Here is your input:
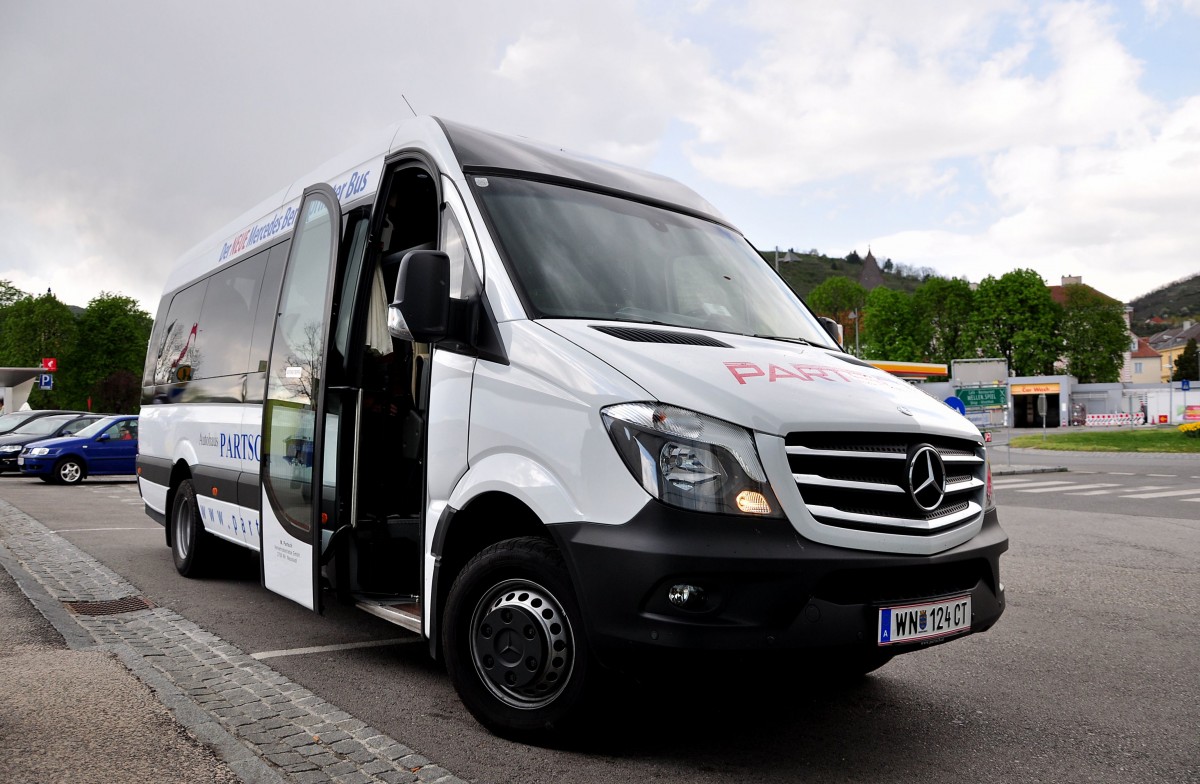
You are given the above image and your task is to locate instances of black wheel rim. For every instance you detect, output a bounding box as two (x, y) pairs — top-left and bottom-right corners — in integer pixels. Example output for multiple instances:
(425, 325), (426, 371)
(469, 578), (574, 710)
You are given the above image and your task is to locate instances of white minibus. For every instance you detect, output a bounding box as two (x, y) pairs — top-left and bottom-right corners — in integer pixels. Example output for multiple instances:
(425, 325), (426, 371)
(138, 117), (1006, 737)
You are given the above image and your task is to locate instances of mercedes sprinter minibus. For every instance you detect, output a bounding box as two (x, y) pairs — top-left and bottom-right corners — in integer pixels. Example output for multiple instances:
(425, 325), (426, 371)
(138, 117), (1006, 737)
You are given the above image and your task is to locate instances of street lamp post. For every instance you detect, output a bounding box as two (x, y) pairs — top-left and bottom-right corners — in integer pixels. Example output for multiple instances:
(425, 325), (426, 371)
(848, 309), (860, 357)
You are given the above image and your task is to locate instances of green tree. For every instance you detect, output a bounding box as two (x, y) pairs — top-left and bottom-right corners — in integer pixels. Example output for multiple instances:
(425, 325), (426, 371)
(1173, 338), (1199, 382)
(62, 293), (153, 412)
(862, 287), (922, 361)
(1060, 284), (1130, 383)
(969, 269), (1061, 376)
(806, 276), (866, 352)
(0, 291), (78, 408)
(0, 279), (27, 307)
(913, 277), (975, 366)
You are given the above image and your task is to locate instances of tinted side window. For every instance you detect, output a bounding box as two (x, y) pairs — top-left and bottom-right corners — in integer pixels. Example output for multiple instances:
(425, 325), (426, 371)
(195, 251), (268, 379)
(248, 241), (290, 377)
(152, 283), (207, 384)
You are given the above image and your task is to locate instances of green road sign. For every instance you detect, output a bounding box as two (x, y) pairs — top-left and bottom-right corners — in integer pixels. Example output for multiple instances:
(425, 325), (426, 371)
(956, 386), (1007, 408)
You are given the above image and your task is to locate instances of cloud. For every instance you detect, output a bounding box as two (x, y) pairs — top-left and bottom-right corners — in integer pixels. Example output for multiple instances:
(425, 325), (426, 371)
(682, 2), (1153, 190)
(863, 95), (1200, 299)
(0, 0), (1194, 316)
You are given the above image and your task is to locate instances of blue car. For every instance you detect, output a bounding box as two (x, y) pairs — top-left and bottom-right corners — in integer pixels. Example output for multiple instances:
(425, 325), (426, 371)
(19, 415), (139, 485)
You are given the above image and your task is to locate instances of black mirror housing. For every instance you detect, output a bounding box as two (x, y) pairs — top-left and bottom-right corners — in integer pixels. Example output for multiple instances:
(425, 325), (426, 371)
(817, 316), (844, 349)
(389, 250), (450, 343)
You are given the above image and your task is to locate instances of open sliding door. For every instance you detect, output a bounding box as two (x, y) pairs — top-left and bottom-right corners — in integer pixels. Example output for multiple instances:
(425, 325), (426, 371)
(260, 185), (342, 611)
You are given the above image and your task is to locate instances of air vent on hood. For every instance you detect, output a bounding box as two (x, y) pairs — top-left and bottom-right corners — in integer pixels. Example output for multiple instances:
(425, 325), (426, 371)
(590, 325), (732, 347)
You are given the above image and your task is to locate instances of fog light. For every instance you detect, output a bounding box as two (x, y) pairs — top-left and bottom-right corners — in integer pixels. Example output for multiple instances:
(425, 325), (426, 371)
(668, 584), (704, 608)
(735, 490), (772, 515)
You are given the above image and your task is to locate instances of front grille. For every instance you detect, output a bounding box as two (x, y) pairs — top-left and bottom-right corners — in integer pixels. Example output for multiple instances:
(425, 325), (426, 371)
(786, 432), (985, 536)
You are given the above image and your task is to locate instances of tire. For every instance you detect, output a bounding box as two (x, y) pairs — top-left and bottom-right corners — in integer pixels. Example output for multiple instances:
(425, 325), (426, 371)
(54, 458), (85, 485)
(443, 537), (594, 739)
(171, 480), (209, 577)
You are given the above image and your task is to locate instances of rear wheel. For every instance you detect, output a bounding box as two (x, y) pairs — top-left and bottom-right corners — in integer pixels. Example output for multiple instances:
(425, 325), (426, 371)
(443, 537), (594, 739)
(54, 458), (84, 485)
(171, 480), (209, 577)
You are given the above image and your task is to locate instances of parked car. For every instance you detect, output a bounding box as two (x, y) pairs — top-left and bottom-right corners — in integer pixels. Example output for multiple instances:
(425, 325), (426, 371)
(0, 413), (104, 473)
(19, 415), (139, 485)
(0, 409), (89, 435)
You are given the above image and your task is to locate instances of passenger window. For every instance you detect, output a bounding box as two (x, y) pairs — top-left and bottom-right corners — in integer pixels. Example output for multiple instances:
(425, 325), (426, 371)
(153, 283), (207, 384)
(248, 242), (290, 381)
(195, 251), (268, 378)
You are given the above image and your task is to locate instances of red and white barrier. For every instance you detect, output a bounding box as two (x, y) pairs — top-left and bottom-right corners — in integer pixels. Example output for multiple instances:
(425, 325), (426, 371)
(1085, 413), (1145, 427)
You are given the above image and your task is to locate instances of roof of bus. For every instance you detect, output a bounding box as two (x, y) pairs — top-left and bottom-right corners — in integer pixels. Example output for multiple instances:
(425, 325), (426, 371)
(161, 117), (730, 300)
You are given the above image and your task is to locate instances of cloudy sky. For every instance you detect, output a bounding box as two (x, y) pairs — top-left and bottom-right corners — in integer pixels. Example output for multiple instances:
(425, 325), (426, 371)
(2, 0), (1198, 313)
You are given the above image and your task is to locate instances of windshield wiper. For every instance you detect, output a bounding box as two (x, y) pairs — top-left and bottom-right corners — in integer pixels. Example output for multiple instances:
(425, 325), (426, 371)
(750, 334), (820, 347)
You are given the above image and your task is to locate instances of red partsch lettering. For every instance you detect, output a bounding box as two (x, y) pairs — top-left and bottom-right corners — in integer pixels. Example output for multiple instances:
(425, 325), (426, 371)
(768, 364), (809, 382)
(792, 364), (854, 383)
(725, 362), (765, 385)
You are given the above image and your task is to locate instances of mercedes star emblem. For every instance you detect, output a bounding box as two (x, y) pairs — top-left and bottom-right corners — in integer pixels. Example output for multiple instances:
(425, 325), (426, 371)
(907, 444), (947, 511)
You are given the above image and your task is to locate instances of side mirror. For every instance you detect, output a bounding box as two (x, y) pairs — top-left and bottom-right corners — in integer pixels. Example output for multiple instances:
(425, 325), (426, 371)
(817, 316), (844, 348)
(388, 250), (450, 343)
(97, 434), (110, 442)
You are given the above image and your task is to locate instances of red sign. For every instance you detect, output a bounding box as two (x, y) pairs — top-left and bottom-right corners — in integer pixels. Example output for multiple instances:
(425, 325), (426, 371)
(984, 432), (992, 442)
(41, 358), (57, 372)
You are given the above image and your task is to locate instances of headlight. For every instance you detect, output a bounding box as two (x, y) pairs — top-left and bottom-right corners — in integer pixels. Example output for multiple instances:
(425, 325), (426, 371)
(28, 447), (52, 456)
(601, 402), (781, 517)
(0, 445), (22, 453)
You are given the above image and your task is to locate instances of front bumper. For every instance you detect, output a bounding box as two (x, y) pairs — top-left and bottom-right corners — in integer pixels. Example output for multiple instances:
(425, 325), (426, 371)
(19, 456), (55, 476)
(550, 504), (1007, 665)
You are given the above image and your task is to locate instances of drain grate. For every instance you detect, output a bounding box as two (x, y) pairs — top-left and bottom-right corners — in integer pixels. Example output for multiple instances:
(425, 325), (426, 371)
(63, 596), (155, 616)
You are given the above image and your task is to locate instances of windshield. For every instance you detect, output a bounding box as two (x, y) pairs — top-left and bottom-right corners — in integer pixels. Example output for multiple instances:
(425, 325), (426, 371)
(473, 177), (837, 346)
(13, 415), (74, 435)
(0, 412), (39, 434)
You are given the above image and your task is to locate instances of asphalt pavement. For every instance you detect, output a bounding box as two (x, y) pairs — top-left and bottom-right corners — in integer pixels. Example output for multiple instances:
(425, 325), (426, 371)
(0, 447), (1191, 784)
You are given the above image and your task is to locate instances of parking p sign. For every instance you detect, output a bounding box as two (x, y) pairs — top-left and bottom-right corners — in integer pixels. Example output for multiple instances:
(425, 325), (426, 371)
(38, 373), (53, 391)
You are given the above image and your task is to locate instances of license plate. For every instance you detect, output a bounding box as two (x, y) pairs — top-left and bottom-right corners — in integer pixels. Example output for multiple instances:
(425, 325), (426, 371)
(16, 457), (23, 465)
(878, 596), (971, 645)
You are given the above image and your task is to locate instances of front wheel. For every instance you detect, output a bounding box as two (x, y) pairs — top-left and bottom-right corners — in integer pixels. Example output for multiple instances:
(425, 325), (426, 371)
(54, 458), (84, 485)
(443, 537), (594, 739)
(171, 480), (209, 577)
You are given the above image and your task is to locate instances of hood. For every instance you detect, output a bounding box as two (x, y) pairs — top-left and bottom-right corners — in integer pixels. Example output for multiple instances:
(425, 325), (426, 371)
(541, 320), (981, 441)
(24, 434), (85, 450)
(0, 432), (57, 447)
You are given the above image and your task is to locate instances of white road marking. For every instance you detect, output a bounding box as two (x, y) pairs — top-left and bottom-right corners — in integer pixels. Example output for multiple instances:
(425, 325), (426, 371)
(1108, 472), (1136, 476)
(1121, 488), (1200, 500)
(1022, 483), (1119, 493)
(995, 480), (1076, 490)
(56, 527), (161, 532)
(250, 638), (417, 660)
(1146, 474), (1177, 478)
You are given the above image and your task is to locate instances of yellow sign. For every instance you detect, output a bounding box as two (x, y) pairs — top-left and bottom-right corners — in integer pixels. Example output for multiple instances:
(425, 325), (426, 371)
(1011, 383), (1060, 394)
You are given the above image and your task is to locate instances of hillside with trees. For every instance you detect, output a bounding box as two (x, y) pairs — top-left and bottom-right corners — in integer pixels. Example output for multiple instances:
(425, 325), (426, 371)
(756, 248), (931, 299)
(788, 257), (1130, 381)
(1130, 272), (1200, 335)
(0, 282), (151, 413)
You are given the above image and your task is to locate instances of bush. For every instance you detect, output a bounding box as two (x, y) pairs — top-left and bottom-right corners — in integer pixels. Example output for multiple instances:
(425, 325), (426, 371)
(1179, 423), (1200, 438)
